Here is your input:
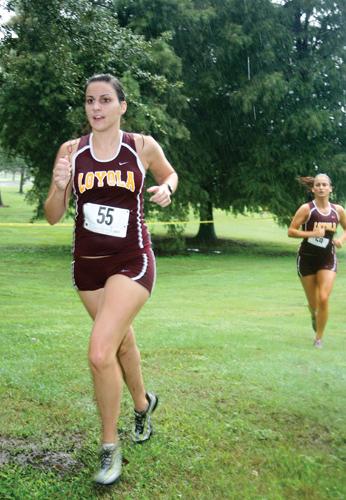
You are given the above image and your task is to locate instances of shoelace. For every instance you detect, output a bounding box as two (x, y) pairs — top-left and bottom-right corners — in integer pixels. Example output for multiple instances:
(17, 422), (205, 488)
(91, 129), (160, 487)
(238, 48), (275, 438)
(134, 411), (146, 434)
(101, 449), (113, 469)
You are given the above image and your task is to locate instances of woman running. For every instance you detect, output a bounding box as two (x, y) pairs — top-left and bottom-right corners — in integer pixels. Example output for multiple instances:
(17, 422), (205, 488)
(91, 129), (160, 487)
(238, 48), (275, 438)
(44, 74), (178, 485)
(288, 174), (346, 348)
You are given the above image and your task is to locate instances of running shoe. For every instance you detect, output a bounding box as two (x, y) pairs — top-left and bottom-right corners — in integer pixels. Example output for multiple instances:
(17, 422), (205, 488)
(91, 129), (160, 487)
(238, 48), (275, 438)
(94, 444), (122, 485)
(132, 392), (159, 444)
(313, 339), (323, 348)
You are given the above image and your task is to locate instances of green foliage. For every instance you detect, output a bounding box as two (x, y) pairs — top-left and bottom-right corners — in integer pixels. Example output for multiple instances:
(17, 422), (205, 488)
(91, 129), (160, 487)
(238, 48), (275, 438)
(0, 0), (188, 217)
(1, 0), (346, 230)
(116, 0), (346, 229)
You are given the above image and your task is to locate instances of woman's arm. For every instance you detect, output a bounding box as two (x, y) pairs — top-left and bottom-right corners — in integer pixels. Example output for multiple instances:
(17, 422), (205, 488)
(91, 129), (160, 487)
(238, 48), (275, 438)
(334, 205), (346, 248)
(136, 135), (178, 208)
(287, 204), (325, 239)
(44, 140), (78, 224)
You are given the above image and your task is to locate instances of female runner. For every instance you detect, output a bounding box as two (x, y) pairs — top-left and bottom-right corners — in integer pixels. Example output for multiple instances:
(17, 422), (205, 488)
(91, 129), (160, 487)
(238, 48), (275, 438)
(288, 174), (346, 348)
(44, 74), (178, 484)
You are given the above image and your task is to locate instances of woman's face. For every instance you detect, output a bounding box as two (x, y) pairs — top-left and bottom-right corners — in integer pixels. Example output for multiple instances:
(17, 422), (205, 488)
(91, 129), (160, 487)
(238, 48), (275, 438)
(312, 175), (332, 198)
(85, 81), (127, 132)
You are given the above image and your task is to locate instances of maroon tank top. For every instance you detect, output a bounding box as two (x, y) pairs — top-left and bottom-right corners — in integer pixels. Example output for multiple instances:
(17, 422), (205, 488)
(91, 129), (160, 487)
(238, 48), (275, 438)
(72, 131), (151, 258)
(299, 201), (339, 256)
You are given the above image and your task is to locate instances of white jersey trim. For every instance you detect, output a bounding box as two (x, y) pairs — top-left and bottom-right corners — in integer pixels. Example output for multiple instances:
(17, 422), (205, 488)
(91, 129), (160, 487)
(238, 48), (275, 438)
(122, 142), (146, 177)
(312, 200), (332, 217)
(89, 131), (124, 163)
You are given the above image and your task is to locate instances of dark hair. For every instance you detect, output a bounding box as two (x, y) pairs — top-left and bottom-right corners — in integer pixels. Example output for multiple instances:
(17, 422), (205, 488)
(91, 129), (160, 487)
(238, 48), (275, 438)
(85, 74), (126, 102)
(297, 173), (332, 191)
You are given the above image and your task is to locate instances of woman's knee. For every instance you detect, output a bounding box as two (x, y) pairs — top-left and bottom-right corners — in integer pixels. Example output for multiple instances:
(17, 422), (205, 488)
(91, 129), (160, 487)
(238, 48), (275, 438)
(318, 292), (330, 308)
(89, 348), (114, 372)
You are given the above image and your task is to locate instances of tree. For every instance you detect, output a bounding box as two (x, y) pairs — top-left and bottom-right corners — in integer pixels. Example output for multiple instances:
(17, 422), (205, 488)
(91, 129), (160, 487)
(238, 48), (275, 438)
(0, 147), (29, 193)
(0, 0), (188, 217)
(116, 0), (346, 240)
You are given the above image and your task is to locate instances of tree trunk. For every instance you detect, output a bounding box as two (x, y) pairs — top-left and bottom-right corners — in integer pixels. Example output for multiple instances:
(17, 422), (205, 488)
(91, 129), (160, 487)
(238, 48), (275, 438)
(195, 200), (217, 243)
(19, 166), (25, 194)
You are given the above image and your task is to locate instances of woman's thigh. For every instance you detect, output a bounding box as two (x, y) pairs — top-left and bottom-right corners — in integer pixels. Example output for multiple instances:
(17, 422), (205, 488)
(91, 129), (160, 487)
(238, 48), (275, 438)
(316, 269), (336, 298)
(89, 275), (149, 358)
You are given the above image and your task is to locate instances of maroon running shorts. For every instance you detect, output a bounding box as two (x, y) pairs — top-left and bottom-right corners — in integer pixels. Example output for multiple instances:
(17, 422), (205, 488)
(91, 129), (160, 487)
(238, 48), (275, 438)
(297, 251), (337, 277)
(72, 248), (156, 293)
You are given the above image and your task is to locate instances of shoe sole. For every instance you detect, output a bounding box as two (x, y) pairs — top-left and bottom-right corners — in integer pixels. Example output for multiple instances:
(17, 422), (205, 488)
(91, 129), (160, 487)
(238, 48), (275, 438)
(95, 475), (121, 486)
(148, 393), (159, 415)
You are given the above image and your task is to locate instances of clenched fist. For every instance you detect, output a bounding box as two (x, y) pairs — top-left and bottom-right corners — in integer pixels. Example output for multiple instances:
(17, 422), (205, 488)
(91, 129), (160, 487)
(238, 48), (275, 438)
(54, 155), (72, 191)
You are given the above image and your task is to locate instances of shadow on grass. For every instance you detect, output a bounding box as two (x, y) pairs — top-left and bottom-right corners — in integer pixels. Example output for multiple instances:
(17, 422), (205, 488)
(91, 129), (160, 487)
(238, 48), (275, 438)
(1, 237), (296, 259)
(153, 235), (296, 258)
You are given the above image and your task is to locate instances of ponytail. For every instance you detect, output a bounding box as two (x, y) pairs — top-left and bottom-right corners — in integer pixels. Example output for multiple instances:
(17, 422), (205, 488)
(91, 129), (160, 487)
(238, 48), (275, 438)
(297, 176), (315, 191)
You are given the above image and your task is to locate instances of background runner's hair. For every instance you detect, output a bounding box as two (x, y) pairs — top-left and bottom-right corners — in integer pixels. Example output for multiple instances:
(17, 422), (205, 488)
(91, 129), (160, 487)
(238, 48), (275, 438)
(85, 74), (126, 102)
(297, 174), (332, 191)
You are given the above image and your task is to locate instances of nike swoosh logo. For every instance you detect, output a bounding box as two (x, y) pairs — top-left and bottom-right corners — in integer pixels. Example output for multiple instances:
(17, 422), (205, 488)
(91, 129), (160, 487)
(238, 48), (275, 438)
(119, 161), (128, 166)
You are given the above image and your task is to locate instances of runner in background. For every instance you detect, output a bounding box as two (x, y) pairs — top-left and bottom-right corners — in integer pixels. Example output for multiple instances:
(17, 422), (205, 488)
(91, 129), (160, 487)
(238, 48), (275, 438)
(288, 174), (346, 348)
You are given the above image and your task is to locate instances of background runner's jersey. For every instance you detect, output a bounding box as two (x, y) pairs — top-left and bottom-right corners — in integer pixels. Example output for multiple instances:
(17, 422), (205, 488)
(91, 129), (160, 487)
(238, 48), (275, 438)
(299, 200), (339, 257)
(72, 131), (151, 257)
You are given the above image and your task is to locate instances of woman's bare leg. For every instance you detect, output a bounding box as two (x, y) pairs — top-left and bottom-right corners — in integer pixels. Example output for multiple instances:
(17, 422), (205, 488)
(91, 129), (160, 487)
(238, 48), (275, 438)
(85, 275), (149, 443)
(78, 289), (148, 413)
(300, 271), (336, 341)
(314, 270), (336, 340)
(300, 274), (318, 328)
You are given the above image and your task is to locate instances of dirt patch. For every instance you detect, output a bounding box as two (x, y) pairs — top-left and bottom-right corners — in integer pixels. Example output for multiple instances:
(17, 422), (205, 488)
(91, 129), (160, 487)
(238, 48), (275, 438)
(0, 434), (84, 475)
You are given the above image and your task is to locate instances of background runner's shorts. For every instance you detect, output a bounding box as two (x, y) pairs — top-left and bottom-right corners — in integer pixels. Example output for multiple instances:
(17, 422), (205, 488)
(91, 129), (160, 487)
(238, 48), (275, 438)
(297, 252), (337, 277)
(72, 248), (156, 294)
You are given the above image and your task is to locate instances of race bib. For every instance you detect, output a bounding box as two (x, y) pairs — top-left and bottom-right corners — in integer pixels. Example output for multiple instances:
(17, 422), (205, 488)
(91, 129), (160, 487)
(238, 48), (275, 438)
(307, 237), (329, 248)
(83, 203), (129, 238)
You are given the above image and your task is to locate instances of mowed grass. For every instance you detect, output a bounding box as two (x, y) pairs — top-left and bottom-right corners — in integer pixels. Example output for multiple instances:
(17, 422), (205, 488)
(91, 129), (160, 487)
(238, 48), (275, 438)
(0, 186), (346, 499)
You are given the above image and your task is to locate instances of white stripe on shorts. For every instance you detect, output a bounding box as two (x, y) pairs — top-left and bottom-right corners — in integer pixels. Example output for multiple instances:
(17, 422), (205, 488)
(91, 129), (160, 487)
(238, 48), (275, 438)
(132, 253), (148, 281)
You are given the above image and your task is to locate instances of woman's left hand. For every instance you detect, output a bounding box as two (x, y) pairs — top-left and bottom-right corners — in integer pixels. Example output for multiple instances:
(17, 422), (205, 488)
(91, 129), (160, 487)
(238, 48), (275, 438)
(147, 185), (172, 207)
(334, 238), (343, 248)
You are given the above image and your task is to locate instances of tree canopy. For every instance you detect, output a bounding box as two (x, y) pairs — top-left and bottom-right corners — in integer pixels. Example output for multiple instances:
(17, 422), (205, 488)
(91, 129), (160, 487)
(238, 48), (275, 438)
(0, 0), (188, 217)
(116, 0), (346, 235)
(1, 0), (345, 237)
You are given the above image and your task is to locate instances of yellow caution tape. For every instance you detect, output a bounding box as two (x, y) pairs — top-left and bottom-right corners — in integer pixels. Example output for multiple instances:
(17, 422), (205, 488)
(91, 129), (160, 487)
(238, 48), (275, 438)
(0, 220), (214, 227)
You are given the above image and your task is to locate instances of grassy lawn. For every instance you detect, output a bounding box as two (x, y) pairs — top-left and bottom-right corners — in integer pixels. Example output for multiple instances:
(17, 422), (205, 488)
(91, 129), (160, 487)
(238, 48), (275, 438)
(0, 186), (345, 499)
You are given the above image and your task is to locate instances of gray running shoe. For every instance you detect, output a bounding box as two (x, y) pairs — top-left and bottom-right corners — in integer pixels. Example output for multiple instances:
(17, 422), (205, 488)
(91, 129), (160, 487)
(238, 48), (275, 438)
(132, 392), (159, 444)
(313, 339), (323, 348)
(94, 444), (122, 485)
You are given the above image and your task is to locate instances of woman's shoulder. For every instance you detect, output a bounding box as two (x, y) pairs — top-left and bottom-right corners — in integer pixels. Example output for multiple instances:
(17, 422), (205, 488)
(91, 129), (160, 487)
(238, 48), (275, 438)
(59, 137), (84, 155)
(331, 203), (346, 215)
(124, 132), (159, 155)
(297, 202), (312, 213)
(59, 136), (92, 159)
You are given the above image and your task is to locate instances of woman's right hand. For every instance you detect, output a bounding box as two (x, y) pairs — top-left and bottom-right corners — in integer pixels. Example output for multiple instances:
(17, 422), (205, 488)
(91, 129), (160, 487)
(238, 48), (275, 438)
(53, 155), (72, 190)
(312, 226), (325, 238)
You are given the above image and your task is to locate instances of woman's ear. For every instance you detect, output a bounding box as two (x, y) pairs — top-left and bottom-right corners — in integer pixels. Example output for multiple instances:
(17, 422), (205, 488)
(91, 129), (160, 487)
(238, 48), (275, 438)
(120, 101), (127, 115)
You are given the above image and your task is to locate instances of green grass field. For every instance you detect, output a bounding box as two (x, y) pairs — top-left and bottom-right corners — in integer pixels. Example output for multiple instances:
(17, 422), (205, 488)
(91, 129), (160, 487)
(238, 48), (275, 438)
(0, 185), (345, 499)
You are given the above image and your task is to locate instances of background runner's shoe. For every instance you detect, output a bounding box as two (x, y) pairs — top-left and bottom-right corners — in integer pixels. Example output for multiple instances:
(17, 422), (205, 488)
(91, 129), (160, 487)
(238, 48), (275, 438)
(313, 339), (323, 348)
(132, 392), (158, 444)
(94, 444), (122, 485)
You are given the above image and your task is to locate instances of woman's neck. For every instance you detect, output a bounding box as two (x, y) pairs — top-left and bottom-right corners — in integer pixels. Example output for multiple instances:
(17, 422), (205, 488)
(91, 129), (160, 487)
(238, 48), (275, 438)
(91, 126), (121, 159)
(314, 197), (330, 210)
